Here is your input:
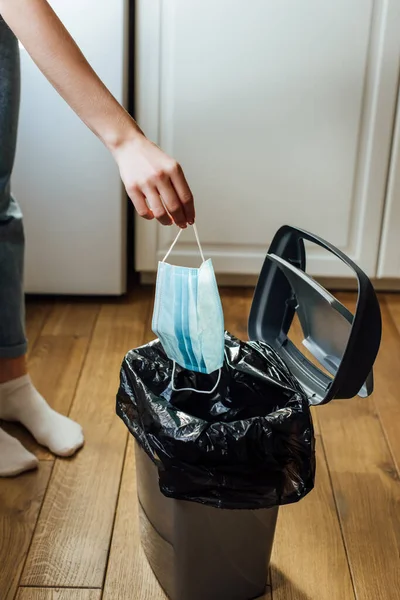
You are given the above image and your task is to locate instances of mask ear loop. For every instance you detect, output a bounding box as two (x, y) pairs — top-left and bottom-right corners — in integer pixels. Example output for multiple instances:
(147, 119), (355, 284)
(162, 224), (205, 264)
(171, 362), (222, 394)
(192, 223), (205, 263)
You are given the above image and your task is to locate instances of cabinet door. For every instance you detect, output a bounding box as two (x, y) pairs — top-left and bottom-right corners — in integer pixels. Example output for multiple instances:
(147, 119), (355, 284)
(135, 0), (400, 277)
(377, 86), (400, 278)
(12, 1), (127, 294)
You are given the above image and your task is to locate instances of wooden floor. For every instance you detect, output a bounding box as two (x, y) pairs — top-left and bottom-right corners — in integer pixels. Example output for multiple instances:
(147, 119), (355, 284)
(1, 288), (400, 600)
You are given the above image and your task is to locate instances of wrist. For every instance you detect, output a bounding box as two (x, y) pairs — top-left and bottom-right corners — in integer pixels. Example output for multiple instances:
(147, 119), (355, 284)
(101, 109), (145, 156)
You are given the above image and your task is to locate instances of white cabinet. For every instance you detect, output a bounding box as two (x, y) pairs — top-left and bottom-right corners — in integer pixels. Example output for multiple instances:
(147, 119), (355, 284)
(135, 0), (400, 279)
(13, 0), (127, 295)
(378, 85), (400, 278)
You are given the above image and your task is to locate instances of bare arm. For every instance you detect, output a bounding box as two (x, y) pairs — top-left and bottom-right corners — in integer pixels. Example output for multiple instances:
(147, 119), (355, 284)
(0, 0), (194, 227)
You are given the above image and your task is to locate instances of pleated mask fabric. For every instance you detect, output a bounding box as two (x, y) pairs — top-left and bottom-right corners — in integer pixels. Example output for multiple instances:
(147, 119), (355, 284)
(152, 225), (224, 375)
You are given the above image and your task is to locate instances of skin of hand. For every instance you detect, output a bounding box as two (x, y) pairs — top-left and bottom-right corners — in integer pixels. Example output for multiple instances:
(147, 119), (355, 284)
(0, 0), (194, 227)
(112, 136), (195, 227)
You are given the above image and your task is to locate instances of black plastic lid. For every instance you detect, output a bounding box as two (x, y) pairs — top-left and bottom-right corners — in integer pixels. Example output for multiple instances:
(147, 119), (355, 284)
(248, 226), (382, 405)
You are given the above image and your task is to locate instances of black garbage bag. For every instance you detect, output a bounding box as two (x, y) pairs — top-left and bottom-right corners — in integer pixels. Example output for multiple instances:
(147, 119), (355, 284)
(116, 331), (315, 510)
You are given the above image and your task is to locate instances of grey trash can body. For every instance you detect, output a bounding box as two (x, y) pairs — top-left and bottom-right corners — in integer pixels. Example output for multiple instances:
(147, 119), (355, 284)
(136, 445), (279, 600)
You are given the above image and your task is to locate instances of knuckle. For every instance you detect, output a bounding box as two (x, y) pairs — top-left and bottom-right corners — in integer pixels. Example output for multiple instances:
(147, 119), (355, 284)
(168, 203), (181, 215)
(152, 207), (167, 219)
(136, 207), (149, 217)
(152, 169), (167, 182)
(181, 192), (193, 205)
(168, 160), (180, 175)
(128, 183), (140, 195)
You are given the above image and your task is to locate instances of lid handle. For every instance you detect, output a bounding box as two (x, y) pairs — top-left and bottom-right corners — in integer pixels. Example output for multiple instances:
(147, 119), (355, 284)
(249, 225), (382, 404)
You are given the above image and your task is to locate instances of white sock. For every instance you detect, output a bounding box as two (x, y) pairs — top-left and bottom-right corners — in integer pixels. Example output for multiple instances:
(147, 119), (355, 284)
(0, 426), (38, 477)
(0, 375), (84, 457)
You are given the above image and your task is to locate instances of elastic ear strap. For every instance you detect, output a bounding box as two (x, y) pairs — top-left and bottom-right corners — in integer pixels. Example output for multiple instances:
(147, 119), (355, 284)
(171, 362), (221, 394)
(193, 223), (205, 263)
(162, 228), (183, 263)
(162, 224), (205, 264)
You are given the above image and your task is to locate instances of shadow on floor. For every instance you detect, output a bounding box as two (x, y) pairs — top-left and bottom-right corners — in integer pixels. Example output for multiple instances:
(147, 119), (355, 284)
(269, 565), (312, 600)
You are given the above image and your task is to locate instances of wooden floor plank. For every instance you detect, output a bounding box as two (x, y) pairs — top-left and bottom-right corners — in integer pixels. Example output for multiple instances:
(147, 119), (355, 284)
(315, 303), (400, 600)
(0, 463), (53, 600)
(315, 292), (400, 599)
(318, 399), (400, 599)
(21, 290), (153, 587)
(42, 302), (101, 337)
(385, 292), (400, 326)
(25, 301), (53, 354)
(29, 335), (93, 416)
(373, 294), (400, 473)
(16, 590), (101, 600)
(220, 287), (253, 341)
(271, 438), (354, 600)
(102, 439), (168, 600)
(333, 293), (400, 474)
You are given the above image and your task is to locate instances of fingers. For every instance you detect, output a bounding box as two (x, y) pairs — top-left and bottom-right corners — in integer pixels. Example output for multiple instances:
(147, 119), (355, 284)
(144, 185), (173, 226)
(122, 140), (195, 226)
(127, 187), (154, 220)
(156, 177), (188, 229)
(169, 163), (195, 225)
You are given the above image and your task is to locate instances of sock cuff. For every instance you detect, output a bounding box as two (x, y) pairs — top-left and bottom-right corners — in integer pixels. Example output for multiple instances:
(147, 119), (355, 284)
(0, 374), (32, 394)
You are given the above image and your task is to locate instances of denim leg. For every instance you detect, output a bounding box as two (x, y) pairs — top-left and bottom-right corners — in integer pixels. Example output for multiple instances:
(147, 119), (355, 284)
(0, 16), (27, 359)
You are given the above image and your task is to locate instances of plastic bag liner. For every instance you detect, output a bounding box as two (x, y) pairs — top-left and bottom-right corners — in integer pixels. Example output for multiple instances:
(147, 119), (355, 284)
(116, 331), (315, 510)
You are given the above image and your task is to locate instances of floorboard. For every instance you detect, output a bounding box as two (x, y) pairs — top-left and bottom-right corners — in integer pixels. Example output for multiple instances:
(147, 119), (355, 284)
(16, 590), (101, 600)
(20, 291), (153, 588)
(0, 464), (53, 600)
(271, 439), (355, 600)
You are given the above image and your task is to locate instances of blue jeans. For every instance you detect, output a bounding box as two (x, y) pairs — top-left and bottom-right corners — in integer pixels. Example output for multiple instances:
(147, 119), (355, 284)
(0, 16), (27, 359)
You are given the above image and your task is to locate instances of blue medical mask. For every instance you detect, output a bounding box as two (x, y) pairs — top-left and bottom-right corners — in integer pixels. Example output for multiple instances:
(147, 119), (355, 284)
(152, 225), (225, 380)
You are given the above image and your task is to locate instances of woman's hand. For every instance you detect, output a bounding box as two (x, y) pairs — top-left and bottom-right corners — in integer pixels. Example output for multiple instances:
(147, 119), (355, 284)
(113, 135), (195, 228)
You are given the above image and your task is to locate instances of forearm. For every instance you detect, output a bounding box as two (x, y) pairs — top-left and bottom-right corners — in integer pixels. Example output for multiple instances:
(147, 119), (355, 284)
(0, 0), (195, 226)
(0, 0), (141, 151)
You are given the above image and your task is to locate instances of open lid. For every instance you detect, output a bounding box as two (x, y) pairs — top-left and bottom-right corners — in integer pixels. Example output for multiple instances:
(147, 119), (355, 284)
(248, 226), (382, 405)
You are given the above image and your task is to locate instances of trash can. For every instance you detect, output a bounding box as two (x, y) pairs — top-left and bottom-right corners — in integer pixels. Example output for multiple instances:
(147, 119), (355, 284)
(117, 225), (381, 600)
(136, 444), (279, 600)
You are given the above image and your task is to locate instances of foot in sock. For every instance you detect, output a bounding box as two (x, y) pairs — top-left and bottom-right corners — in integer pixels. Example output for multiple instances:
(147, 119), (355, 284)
(0, 427), (38, 477)
(0, 375), (84, 457)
